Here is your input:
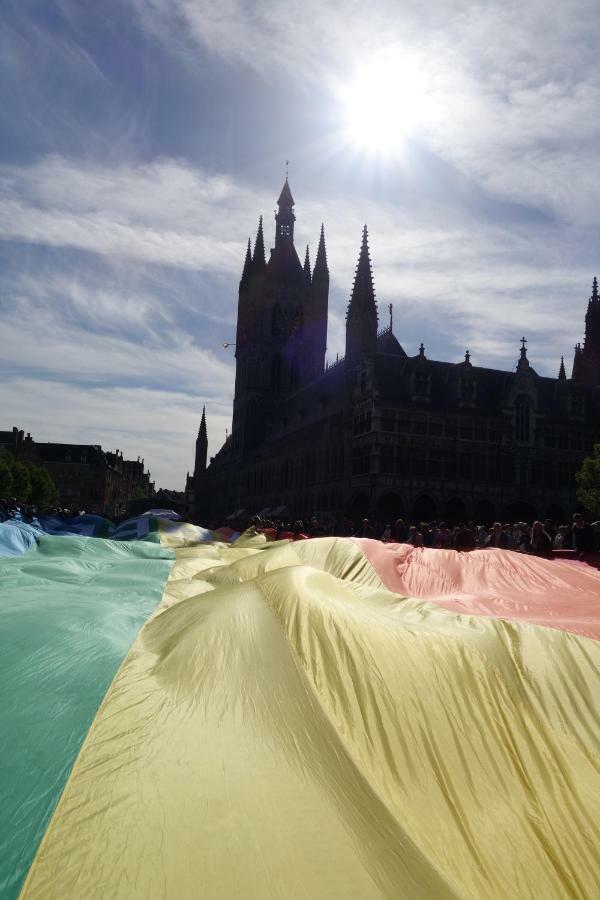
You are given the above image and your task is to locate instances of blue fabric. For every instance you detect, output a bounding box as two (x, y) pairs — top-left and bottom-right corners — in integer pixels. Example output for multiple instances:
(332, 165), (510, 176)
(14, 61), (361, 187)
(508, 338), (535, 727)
(0, 521), (44, 557)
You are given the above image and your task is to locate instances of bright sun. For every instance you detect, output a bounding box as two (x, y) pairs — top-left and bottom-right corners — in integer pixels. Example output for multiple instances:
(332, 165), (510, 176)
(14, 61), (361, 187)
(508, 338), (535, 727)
(339, 51), (431, 155)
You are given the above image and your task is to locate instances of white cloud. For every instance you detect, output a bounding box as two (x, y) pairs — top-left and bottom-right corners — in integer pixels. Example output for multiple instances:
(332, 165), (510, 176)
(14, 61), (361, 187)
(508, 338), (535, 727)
(0, 377), (231, 490)
(131, 0), (600, 227)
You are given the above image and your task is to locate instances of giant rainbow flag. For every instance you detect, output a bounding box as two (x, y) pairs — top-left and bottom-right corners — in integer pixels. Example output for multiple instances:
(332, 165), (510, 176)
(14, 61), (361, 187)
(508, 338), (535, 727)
(1, 519), (599, 898)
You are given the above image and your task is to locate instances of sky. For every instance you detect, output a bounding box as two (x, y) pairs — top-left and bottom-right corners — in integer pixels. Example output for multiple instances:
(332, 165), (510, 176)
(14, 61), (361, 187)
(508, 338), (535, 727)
(1, 0), (600, 489)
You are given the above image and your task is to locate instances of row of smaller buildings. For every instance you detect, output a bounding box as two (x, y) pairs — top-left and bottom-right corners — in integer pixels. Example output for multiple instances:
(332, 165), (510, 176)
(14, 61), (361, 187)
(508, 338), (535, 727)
(0, 427), (154, 518)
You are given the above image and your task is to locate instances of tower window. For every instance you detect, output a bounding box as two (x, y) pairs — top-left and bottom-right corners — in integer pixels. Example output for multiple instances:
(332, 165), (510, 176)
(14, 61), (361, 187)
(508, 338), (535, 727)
(280, 224), (290, 237)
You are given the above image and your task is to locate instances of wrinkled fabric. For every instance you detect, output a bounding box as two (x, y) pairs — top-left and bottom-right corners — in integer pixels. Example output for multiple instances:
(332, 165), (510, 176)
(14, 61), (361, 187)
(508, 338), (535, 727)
(356, 540), (600, 640)
(21, 536), (600, 900)
(0, 520), (43, 557)
(0, 536), (174, 900)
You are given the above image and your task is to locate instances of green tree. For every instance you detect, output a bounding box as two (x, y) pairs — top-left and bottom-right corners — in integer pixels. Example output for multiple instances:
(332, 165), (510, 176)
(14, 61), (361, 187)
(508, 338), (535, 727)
(29, 466), (59, 508)
(576, 443), (600, 516)
(11, 461), (31, 502)
(0, 452), (13, 497)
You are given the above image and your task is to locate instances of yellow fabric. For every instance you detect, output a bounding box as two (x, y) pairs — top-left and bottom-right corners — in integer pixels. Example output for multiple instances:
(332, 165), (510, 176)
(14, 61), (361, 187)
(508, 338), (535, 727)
(21, 538), (600, 899)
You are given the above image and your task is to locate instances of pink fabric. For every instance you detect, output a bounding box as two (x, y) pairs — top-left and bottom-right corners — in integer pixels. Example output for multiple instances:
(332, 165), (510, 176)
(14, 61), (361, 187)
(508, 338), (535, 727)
(354, 540), (600, 640)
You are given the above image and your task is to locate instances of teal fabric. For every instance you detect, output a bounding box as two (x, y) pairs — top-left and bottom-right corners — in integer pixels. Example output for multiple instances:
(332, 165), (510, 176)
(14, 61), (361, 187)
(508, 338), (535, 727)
(0, 535), (175, 900)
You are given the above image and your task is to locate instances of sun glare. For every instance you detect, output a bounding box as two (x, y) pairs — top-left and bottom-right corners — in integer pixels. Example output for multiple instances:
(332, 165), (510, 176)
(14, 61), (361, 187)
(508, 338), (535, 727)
(339, 51), (431, 155)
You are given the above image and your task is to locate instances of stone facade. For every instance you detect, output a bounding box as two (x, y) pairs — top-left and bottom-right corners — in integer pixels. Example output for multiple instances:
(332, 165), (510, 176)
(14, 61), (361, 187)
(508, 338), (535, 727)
(195, 180), (600, 526)
(0, 427), (154, 517)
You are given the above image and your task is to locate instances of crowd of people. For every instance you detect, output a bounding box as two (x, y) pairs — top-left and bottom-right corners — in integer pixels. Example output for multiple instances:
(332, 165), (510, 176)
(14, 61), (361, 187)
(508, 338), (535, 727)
(3, 496), (599, 559)
(241, 512), (600, 558)
(0, 499), (85, 523)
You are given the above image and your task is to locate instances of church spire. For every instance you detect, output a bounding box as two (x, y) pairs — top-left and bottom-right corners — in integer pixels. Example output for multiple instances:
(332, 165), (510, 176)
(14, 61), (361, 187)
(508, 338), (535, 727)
(584, 275), (600, 349)
(558, 355), (566, 380)
(313, 223), (328, 279)
(303, 244), (311, 282)
(275, 178), (295, 248)
(194, 406), (208, 476)
(252, 216), (265, 266)
(345, 225), (378, 362)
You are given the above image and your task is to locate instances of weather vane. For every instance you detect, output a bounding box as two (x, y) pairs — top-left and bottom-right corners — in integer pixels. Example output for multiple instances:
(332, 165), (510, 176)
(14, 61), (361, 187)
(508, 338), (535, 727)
(285, 159), (289, 178)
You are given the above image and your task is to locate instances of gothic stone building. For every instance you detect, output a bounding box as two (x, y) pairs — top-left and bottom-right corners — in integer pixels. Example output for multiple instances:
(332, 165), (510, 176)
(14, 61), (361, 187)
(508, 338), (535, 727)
(1, 427), (154, 517)
(194, 179), (600, 526)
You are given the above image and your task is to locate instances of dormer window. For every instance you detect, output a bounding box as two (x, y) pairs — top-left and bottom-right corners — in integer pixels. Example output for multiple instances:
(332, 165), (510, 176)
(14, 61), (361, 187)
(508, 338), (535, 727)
(414, 372), (430, 397)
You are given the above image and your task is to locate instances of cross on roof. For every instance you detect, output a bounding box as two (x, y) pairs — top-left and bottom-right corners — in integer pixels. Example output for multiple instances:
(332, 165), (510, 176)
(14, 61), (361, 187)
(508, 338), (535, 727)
(520, 337), (527, 349)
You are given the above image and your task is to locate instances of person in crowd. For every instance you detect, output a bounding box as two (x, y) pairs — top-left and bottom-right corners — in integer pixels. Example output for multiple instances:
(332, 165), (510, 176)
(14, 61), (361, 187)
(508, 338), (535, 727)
(357, 518), (375, 538)
(543, 518), (557, 542)
(502, 524), (515, 550)
(553, 525), (569, 549)
(486, 522), (509, 549)
(392, 518), (408, 542)
(421, 522), (435, 547)
(571, 512), (594, 555)
(381, 523), (392, 542)
(529, 520), (553, 556)
(433, 522), (452, 548)
(475, 525), (488, 547)
(455, 522), (476, 550)
(407, 525), (423, 546)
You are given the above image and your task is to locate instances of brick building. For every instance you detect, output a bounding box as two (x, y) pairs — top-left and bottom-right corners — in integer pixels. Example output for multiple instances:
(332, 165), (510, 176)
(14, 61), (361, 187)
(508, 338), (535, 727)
(194, 179), (600, 526)
(0, 427), (154, 517)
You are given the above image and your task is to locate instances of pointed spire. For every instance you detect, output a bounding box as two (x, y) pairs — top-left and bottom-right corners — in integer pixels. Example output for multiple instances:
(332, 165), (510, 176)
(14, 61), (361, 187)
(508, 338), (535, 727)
(347, 225), (376, 317)
(558, 355), (566, 380)
(572, 342), (583, 379)
(303, 244), (311, 281)
(277, 177), (294, 209)
(252, 216), (265, 265)
(592, 276), (598, 302)
(194, 406), (208, 475)
(345, 226), (378, 362)
(313, 223), (328, 278)
(198, 405), (207, 440)
(240, 238), (252, 286)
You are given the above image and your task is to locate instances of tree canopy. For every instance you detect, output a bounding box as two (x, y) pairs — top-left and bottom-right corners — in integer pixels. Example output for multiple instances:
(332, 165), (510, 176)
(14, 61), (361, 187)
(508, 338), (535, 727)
(576, 443), (600, 516)
(0, 450), (58, 507)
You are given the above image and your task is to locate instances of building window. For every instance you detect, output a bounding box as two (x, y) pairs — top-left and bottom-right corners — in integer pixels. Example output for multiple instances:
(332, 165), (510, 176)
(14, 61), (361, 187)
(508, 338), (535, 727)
(514, 395), (531, 443)
(280, 224), (290, 237)
(414, 372), (429, 397)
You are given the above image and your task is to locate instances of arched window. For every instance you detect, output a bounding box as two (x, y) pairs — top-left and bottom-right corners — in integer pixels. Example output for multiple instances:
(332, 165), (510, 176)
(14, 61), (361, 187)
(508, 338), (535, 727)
(515, 395), (531, 442)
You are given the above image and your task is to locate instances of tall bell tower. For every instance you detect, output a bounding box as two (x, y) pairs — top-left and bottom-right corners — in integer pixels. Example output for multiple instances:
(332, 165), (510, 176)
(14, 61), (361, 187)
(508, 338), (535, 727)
(231, 178), (329, 452)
